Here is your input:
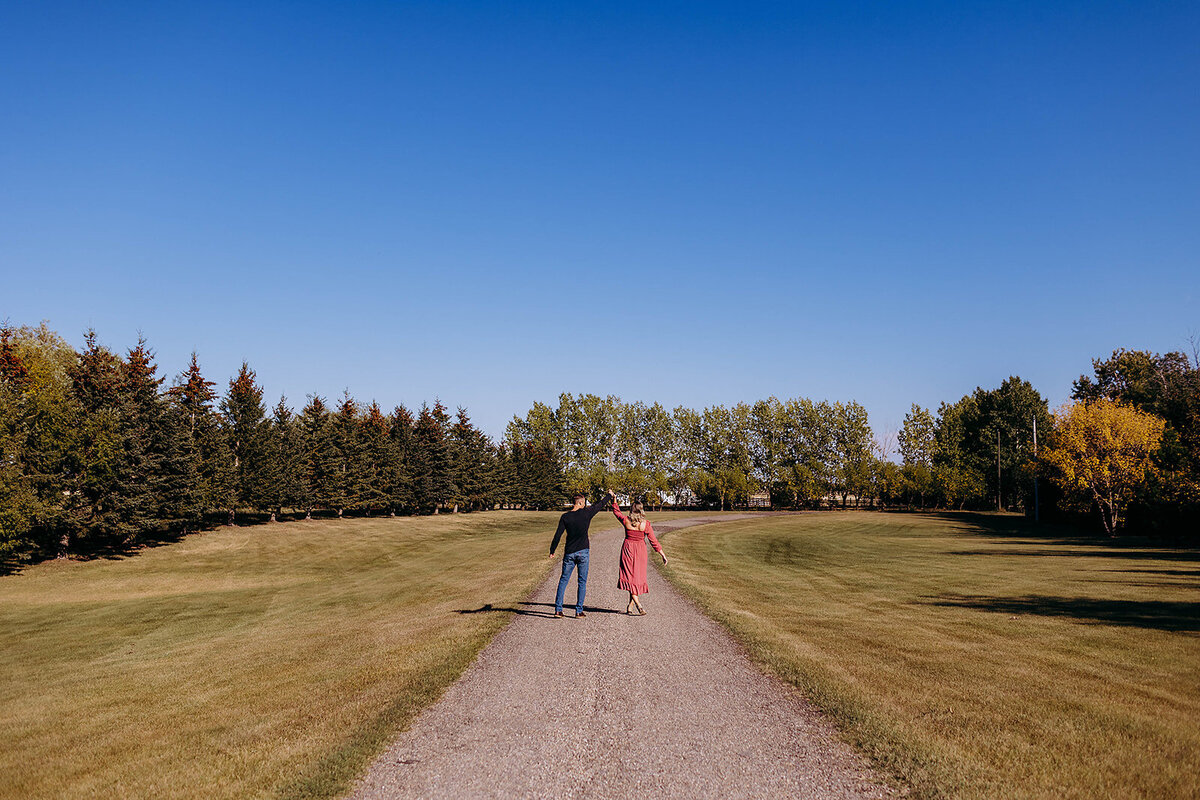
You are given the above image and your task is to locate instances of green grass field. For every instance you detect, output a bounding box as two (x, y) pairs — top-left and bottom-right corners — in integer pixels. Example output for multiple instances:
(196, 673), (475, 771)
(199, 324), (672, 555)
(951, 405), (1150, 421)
(657, 512), (1200, 800)
(0, 513), (566, 800)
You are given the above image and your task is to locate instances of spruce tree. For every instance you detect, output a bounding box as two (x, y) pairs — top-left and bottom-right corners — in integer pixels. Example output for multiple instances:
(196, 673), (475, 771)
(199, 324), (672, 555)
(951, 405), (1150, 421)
(220, 363), (270, 523)
(387, 405), (416, 514)
(298, 395), (334, 519)
(162, 369), (205, 530)
(67, 330), (127, 550)
(412, 401), (452, 513)
(357, 402), (394, 515)
(478, 440), (499, 510)
(329, 392), (362, 516)
(450, 407), (495, 511)
(527, 437), (565, 509)
(117, 336), (178, 540)
(494, 442), (517, 509)
(431, 401), (454, 510)
(506, 440), (537, 509)
(265, 397), (304, 522)
(165, 353), (227, 529)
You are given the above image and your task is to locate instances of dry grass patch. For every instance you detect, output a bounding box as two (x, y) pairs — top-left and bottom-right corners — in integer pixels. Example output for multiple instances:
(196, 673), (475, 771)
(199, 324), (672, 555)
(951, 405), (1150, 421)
(0, 513), (561, 800)
(657, 512), (1200, 800)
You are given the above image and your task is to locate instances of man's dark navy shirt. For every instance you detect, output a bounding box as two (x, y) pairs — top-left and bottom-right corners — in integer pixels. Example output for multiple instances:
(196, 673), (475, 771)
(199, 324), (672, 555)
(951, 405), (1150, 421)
(549, 495), (610, 556)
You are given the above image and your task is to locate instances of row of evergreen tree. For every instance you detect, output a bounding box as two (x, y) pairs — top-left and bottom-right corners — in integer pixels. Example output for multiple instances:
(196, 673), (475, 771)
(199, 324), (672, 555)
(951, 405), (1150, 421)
(0, 324), (565, 563)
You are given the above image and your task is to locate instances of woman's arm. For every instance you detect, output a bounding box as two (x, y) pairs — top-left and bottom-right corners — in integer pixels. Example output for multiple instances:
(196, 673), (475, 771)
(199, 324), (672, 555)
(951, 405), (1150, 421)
(586, 489), (614, 520)
(611, 499), (631, 528)
(645, 522), (664, 557)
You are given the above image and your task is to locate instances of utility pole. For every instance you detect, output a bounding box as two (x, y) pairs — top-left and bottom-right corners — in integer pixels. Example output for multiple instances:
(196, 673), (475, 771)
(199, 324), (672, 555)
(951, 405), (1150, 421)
(997, 429), (1002, 511)
(1032, 415), (1040, 523)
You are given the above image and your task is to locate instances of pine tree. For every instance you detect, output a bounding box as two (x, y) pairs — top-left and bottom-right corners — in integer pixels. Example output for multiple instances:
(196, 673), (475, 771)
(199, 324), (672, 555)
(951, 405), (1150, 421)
(220, 363), (270, 523)
(298, 396), (334, 519)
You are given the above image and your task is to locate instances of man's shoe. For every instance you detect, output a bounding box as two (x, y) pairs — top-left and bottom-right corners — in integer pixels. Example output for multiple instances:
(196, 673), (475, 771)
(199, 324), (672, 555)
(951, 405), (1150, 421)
(576, 611), (587, 618)
(553, 611), (564, 618)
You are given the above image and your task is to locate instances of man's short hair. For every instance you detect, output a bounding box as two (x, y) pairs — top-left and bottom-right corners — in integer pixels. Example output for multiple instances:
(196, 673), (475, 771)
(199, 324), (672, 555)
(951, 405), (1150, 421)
(573, 493), (586, 502)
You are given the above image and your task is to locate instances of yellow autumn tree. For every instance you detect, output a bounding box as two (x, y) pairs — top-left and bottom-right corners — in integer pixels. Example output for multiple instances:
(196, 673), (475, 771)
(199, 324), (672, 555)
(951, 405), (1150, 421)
(1042, 400), (1166, 535)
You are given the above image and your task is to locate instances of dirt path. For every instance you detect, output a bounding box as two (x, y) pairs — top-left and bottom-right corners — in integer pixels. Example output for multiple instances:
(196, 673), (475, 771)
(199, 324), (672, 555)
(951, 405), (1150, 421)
(347, 515), (891, 799)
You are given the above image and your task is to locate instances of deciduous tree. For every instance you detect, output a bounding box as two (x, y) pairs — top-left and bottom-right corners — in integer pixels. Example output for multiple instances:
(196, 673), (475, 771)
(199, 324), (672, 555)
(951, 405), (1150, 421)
(1043, 400), (1166, 535)
(899, 404), (936, 507)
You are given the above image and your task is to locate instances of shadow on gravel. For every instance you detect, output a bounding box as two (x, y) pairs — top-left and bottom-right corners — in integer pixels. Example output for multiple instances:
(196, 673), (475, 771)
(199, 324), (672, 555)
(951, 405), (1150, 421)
(455, 601), (623, 618)
(921, 593), (1200, 632)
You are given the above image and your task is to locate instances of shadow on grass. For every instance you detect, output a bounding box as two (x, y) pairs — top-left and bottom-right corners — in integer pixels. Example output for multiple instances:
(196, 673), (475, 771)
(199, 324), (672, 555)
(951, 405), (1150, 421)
(69, 528), (192, 561)
(455, 601), (624, 618)
(1, 527), (196, 575)
(918, 510), (1118, 544)
(948, 548), (1200, 562)
(2, 509), (417, 576)
(1089, 580), (1200, 590)
(1103, 568), (1200, 577)
(922, 594), (1200, 632)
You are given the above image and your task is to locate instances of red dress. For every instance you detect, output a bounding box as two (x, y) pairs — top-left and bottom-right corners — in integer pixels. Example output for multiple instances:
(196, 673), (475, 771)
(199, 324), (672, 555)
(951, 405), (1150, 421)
(612, 501), (663, 594)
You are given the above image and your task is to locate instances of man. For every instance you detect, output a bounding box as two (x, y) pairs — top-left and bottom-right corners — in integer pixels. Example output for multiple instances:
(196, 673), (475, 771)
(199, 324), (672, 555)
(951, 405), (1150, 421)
(548, 489), (614, 618)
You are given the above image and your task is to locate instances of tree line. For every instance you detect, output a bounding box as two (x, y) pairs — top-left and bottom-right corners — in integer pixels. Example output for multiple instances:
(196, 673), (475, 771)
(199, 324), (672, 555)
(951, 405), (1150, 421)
(0, 324), (566, 563)
(510, 353), (1198, 539)
(503, 384), (1059, 515)
(895, 350), (1200, 538)
(3, 322), (1197, 563)
(504, 393), (883, 510)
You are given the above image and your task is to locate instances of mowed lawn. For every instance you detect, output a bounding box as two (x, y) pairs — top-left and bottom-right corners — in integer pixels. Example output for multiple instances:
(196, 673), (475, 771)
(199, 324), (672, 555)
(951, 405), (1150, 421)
(0, 513), (565, 800)
(657, 512), (1200, 800)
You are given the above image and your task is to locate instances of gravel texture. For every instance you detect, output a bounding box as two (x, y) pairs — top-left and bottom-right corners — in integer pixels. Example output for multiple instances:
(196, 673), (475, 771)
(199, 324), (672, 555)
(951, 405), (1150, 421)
(347, 515), (892, 799)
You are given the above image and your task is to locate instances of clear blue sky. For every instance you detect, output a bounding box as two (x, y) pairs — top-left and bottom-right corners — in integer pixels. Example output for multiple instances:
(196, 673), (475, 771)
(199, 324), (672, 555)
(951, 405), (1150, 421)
(3, 1), (1197, 441)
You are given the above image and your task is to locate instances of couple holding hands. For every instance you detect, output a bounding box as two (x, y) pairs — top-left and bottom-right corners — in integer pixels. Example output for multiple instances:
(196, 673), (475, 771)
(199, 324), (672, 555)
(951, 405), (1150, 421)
(547, 490), (667, 618)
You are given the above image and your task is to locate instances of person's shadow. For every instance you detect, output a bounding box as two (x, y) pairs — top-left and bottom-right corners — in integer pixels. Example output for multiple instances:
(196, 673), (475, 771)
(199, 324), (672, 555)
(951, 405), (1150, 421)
(455, 602), (622, 618)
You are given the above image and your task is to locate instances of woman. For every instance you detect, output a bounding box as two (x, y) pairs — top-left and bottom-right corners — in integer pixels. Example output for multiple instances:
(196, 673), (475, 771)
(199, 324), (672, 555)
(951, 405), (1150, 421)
(611, 498), (667, 615)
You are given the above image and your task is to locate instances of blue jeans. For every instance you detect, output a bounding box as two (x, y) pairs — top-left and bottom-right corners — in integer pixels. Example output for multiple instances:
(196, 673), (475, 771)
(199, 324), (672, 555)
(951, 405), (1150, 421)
(555, 549), (589, 614)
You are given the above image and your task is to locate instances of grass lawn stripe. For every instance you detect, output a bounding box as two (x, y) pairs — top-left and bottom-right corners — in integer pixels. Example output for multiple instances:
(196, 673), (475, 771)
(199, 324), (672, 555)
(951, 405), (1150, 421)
(655, 512), (1200, 800)
(0, 513), (558, 800)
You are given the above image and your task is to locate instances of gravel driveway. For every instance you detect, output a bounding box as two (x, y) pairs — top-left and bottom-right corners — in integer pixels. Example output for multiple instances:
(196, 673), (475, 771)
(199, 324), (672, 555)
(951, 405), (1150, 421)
(347, 515), (891, 799)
